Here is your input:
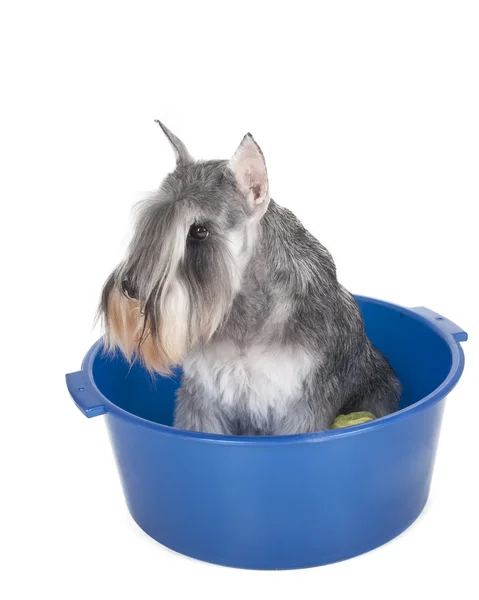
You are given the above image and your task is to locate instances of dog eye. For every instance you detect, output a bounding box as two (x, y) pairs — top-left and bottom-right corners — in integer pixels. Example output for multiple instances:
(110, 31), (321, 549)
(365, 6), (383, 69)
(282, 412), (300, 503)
(188, 224), (209, 240)
(121, 279), (138, 300)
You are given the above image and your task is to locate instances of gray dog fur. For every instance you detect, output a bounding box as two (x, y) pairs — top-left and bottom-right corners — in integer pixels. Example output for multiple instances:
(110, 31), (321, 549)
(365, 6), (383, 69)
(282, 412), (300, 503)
(101, 122), (401, 435)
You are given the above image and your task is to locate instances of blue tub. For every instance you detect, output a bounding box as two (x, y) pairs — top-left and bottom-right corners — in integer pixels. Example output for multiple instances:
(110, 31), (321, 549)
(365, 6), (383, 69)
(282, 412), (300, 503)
(66, 296), (467, 569)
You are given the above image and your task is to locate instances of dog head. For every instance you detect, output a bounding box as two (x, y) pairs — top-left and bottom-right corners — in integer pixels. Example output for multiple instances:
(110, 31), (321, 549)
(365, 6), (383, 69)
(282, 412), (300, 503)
(100, 121), (270, 373)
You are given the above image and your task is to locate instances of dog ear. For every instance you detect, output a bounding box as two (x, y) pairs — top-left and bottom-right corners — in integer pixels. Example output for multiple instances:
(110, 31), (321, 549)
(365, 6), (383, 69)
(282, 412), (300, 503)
(228, 133), (270, 211)
(155, 120), (193, 165)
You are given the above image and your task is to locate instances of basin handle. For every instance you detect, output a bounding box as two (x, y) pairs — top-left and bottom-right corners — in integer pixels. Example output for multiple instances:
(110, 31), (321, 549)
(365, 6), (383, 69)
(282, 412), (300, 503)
(411, 306), (468, 343)
(65, 370), (106, 418)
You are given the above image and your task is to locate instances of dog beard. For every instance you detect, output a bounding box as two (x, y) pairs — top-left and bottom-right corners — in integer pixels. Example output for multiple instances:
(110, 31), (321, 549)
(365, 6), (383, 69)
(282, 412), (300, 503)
(103, 280), (189, 374)
(102, 260), (235, 374)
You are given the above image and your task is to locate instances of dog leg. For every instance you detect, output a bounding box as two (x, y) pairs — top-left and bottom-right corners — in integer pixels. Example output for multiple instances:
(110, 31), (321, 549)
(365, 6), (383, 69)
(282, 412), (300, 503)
(339, 376), (401, 418)
(174, 387), (232, 435)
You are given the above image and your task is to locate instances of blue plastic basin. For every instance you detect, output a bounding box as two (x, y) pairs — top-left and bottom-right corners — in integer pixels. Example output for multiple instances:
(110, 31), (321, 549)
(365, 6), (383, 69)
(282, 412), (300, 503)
(66, 296), (467, 569)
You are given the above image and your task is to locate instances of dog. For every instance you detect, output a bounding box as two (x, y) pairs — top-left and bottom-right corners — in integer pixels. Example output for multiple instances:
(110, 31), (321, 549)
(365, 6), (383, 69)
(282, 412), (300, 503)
(100, 121), (401, 435)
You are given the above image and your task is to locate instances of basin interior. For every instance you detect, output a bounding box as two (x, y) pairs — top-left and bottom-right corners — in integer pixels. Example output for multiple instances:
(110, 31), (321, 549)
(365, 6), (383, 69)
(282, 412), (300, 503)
(92, 298), (453, 427)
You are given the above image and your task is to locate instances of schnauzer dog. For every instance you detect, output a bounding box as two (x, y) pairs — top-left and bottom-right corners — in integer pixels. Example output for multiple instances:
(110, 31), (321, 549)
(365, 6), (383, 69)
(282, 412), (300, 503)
(100, 122), (401, 435)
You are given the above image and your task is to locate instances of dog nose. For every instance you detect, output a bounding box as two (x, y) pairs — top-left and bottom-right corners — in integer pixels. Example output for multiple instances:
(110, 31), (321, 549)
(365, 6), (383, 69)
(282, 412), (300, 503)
(121, 279), (138, 300)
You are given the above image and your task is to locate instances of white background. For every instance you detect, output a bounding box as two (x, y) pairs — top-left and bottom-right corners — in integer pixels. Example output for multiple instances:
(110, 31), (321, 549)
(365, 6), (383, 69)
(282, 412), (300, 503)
(1, 1), (478, 599)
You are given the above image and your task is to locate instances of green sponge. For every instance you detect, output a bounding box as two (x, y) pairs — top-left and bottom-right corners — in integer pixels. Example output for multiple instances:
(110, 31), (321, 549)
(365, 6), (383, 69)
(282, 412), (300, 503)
(331, 411), (377, 429)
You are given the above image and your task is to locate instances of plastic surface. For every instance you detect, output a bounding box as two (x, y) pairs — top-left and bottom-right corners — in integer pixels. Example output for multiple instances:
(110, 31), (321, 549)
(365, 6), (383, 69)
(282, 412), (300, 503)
(66, 370), (105, 417)
(66, 296), (467, 569)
